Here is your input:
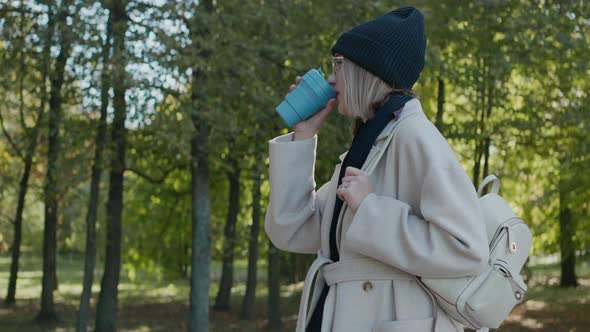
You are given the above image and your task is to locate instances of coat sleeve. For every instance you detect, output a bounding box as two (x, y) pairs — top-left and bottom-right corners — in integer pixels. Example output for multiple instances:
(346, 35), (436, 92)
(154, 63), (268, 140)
(343, 165), (489, 278)
(264, 133), (330, 254)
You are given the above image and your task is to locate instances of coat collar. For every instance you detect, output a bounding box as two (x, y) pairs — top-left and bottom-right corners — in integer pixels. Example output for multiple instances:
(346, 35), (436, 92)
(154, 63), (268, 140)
(338, 98), (423, 162)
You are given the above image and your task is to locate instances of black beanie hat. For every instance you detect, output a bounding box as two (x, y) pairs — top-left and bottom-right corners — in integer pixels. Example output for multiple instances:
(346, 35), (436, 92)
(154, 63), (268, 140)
(331, 6), (426, 90)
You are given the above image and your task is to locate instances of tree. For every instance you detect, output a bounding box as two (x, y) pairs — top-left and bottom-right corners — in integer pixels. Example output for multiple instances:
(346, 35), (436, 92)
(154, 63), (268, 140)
(240, 141), (264, 320)
(267, 239), (283, 331)
(512, 1), (590, 287)
(213, 154), (241, 311)
(552, 1), (589, 288)
(95, 0), (129, 330)
(2, 0), (53, 306)
(188, 0), (214, 331)
(38, 0), (74, 322)
(76, 7), (112, 331)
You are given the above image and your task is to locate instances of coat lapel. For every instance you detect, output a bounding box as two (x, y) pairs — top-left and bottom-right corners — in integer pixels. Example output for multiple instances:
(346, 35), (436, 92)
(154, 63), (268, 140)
(329, 99), (423, 255)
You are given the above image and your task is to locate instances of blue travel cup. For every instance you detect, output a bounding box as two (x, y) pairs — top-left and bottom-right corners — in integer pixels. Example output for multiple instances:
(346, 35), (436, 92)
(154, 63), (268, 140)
(275, 68), (336, 127)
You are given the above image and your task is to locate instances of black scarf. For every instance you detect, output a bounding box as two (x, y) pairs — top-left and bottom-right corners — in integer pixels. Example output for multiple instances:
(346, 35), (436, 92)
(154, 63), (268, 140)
(306, 93), (412, 332)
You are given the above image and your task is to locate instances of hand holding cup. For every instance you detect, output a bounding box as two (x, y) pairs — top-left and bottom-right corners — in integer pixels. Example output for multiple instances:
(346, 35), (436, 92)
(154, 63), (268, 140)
(275, 68), (337, 140)
(290, 76), (336, 140)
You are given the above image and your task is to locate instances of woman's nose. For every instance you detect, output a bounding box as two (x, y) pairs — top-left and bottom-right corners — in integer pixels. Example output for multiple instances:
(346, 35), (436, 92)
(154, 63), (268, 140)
(327, 73), (336, 86)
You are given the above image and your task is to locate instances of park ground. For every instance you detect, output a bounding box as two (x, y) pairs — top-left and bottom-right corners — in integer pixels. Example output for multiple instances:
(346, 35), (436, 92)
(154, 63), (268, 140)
(0, 254), (589, 331)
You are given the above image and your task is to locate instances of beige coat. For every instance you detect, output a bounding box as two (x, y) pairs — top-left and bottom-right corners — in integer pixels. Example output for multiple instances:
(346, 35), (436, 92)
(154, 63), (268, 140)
(265, 99), (489, 332)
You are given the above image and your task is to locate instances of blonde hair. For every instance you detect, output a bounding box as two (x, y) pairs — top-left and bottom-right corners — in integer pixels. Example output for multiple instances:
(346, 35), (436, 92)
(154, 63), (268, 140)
(341, 58), (417, 135)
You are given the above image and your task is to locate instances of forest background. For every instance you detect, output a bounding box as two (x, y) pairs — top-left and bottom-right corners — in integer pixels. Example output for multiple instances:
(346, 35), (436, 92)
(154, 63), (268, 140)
(0, 0), (588, 331)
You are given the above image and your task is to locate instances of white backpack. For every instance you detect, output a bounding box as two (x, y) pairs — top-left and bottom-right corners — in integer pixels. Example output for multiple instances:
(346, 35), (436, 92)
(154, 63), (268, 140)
(418, 174), (532, 332)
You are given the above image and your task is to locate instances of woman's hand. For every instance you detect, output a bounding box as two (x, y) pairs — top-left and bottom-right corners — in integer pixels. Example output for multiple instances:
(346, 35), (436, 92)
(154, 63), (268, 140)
(336, 167), (373, 214)
(289, 76), (336, 140)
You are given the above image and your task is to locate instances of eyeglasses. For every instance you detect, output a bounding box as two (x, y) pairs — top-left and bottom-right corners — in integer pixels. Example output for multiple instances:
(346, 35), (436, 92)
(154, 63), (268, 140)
(331, 56), (344, 73)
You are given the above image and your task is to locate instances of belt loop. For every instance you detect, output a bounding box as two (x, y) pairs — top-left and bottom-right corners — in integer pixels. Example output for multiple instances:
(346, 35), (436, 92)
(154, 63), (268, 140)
(391, 280), (396, 321)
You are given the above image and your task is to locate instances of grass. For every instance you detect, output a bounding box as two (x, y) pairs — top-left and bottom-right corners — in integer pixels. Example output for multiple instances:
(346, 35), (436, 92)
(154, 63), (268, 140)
(0, 254), (589, 331)
(0, 254), (300, 332)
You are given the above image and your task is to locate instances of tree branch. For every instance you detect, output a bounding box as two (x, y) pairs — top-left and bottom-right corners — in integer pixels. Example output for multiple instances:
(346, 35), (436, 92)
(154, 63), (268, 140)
(18, 0), (28, 134)
(233, 43), (306, 75)
(0, 106), (24, 160)
(125, 164), (187, 185)
(0, 213), (15, 226)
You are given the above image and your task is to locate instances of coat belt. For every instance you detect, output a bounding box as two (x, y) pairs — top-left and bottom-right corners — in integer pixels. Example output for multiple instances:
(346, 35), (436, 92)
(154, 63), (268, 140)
(296, 252), (414, 332)
(322, 257), (412, 286)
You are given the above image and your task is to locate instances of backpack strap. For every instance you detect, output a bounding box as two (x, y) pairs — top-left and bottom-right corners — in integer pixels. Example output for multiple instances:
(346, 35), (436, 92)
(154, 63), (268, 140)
(414, 276), (437, 332)
(477, 174), (500, 197)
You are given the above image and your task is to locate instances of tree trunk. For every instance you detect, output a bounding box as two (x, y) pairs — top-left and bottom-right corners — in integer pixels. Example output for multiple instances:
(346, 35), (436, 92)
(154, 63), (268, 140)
(559, 172), (578, 288)
(559, 207), (577, 287)
(189, 121), (212, 332)
(76, 13), (112, 332)
(472, 144), (482, 187)
(434, 77), (445, 134)
(95, 2), (127, 331)
(6, 149), (33, 305)
(472, 59), (487, 187)
(267, 239), (283, 331)
(290, 254), (312, 284)
(188, 1), (214, 331)
(214, 165), (241, 311)
(482, 137), (491, 180)
(38, 1), (72, 322)
(482, 71), (494, 184)
(481, 70), (496, 193)
(240, 170), (262, 320)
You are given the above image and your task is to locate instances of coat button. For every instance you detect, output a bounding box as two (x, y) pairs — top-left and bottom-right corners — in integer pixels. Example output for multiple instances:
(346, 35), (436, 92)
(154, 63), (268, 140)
(362, 281), (373, 292)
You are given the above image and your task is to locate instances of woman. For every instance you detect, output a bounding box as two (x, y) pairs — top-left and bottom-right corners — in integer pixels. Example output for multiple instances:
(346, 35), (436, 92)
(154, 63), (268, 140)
(265, 7), (489, 332)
